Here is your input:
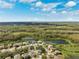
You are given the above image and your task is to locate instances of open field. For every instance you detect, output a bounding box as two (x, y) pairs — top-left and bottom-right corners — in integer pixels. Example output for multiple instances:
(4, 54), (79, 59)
(0, 22), (79, 59)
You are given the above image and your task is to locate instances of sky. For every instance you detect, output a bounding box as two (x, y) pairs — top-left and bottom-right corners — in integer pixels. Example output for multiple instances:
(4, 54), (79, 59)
(0, 0), (79, 22)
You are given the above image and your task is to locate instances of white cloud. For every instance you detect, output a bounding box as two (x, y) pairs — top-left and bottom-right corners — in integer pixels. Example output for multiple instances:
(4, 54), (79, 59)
(42, 3), (60, 11)
(67, 18), (73, 21)
(61, 11), (67, 14)
(19, 0), (36, 3)
(65, 1), (76, 7)
(45, 3), (60, 8)
(75, 10), (79, 15)
(0, 0), (14, 8)
(51, 11), (56, 14)
(36, 1), (43, 7)
(35, 1), (61, 12)
(42, 7), (51, 11)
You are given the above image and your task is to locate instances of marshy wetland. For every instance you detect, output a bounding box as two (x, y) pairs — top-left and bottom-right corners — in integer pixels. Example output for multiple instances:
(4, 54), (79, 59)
(0, 22), (79, 59)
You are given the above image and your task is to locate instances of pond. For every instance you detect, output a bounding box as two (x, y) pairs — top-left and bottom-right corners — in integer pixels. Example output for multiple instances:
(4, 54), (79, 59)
(45, 39), (69, 44)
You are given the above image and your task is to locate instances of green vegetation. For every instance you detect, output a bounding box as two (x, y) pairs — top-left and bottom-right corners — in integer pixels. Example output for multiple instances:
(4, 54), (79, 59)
(0, 22), (79, 59)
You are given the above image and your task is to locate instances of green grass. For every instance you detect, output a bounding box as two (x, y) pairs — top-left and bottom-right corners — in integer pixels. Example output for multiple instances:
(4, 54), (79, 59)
(55, 44), (79, 59)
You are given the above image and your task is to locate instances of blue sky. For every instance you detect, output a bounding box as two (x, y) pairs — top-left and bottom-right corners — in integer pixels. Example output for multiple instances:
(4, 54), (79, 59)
(0, 0), (79, 22)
